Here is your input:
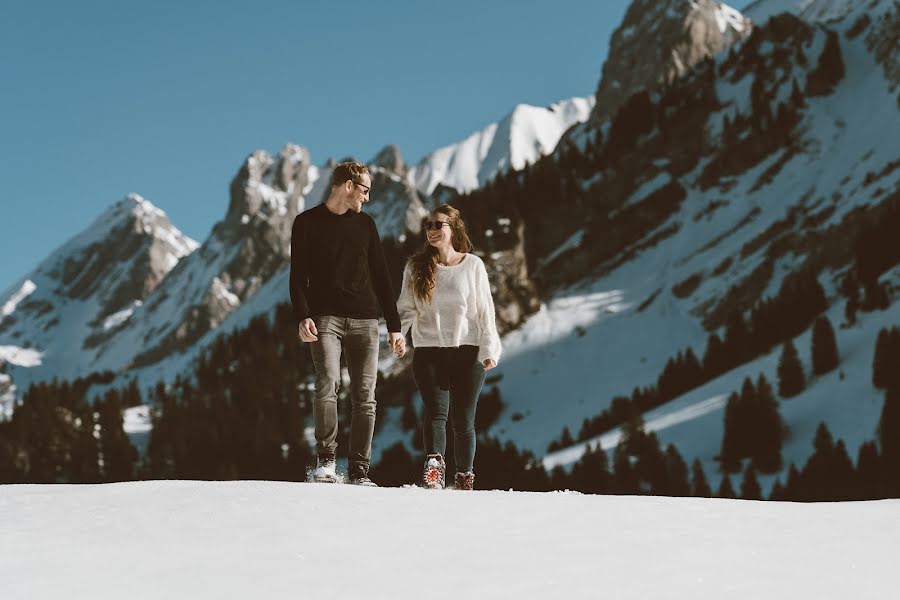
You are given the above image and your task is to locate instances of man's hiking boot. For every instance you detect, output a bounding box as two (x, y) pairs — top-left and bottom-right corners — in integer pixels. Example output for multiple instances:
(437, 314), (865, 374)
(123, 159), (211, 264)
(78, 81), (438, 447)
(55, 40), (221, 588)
(422, 454), (446, 489)
(347, 462), (378, 487)
(454, 471), (475, 491)
(311, 454), (339, 483)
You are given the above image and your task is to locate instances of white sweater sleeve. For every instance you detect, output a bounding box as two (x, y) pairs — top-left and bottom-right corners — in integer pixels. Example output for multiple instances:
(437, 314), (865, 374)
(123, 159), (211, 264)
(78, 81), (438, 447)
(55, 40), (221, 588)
(397, 263), (417, 339)
(475, 259), (502, 364)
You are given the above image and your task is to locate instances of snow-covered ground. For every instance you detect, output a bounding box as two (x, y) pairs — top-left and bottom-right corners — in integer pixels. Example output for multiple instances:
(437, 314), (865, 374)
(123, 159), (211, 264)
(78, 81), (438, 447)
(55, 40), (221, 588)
(0, 481), (896, 599)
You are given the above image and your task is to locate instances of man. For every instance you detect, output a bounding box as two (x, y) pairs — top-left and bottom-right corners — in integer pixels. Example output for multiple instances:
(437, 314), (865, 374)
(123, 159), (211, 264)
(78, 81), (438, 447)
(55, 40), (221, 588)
(290, 161), (405, 486)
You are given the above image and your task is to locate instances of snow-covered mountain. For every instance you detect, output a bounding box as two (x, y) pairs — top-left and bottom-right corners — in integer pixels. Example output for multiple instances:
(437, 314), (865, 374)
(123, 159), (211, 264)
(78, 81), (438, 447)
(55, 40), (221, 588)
(408, 97), (594, 196)
(0, 194), (197, 381)
(405, 0), (899, 487)
(742, 0), (880, 24)
(591, 0), (753, 122)
(1, 0), (897, 493)
(741, 0), (817, 22)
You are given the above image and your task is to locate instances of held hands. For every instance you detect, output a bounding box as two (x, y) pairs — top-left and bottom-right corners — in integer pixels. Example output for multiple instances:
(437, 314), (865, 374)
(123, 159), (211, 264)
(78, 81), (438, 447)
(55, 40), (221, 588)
(389, 332), (406, 358)
(298, 318), (318, 343)
(482, 358), (497, 371)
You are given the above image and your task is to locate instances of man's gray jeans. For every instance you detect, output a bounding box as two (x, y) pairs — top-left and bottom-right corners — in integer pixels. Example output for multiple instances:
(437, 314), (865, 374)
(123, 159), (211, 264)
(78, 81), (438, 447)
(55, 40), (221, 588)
(309, 315), (379, 469)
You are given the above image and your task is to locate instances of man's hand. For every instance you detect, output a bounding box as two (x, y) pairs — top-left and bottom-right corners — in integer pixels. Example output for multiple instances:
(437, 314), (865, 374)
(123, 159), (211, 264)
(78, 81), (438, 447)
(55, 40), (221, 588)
(298, 318), (318, 343)
(482, 358), (497, 371)
(389, 332), (406, 358)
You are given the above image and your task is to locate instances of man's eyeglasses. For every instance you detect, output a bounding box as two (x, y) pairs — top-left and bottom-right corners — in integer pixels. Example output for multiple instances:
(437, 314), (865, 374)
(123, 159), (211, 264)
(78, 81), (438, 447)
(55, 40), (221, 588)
(352, 180), (371, 195)
(424, 220), (450, 231)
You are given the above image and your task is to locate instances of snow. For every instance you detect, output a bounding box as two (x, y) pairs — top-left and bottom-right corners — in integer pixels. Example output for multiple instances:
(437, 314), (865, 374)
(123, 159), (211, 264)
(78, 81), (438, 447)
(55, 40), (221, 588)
(543, 394), (730, 470)
(123, 404), (152, 434)
(0, 346), (43, 368)
(716, 3), (749, 33)
(741, 0), (816, 23)
(0, 373), (15, 420)
(741, 0), (891, 24)
(0, 482), (896, 599)
(0, 279), (35, 319)
(537, 229), (585, 270)
(409, 97), (594, 195)
(211, 277), (240, 307)
(102, 300), (142, 331)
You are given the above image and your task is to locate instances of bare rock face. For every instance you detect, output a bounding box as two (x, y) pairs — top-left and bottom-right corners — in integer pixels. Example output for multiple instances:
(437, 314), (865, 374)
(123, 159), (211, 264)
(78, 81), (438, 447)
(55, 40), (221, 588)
(371, 145), (408, 178)
(127, 146), (316, 367)
(593, 0), (752, 122)
(451, 198), (540, 334)
(58, 196), (197, 316)
(363, 146), (428, 242)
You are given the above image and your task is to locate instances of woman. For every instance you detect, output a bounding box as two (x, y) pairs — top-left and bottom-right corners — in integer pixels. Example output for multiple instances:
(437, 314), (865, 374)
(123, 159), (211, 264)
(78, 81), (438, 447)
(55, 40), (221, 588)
(396, 204), (501, 490)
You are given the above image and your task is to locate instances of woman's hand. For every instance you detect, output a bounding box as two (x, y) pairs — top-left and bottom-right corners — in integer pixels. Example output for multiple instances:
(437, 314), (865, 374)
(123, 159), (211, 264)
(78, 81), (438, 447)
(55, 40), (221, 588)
(482, 358), (497, 371)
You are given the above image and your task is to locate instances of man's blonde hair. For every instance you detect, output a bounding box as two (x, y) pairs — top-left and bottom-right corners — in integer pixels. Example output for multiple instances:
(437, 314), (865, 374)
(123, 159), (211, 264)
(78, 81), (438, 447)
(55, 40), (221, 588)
(331, 161), (370, 187)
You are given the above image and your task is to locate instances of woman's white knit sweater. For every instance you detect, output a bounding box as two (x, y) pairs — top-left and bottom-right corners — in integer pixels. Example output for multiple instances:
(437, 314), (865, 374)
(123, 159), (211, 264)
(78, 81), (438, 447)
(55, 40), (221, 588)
(397, 254), (502, 364)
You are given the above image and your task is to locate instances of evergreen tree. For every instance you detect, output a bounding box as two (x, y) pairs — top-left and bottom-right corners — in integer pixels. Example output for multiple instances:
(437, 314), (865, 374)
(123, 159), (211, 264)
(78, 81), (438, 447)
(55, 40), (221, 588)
(723, 311), (751, 367)
(97, 391), (138, 482)
(717, 475), (736, 499)
(720, 392), (743, 473)
(777, 339), (805, 398)
(807, 30), (845, 96)
(752, 374), (783, 473)
(662, 444), (690, 497)
(879, 384), (900, 497)
(872, 328), (899, 390)
(559, 426), (574, 448)
(792, 426), (858, 501)
(740, 464), (762, 500)
(855, 440), (884, 500)
(570, 443), (612, 495)
(781, 464), (802, 501)
(769, 478), (786, 501)
(690, 459), (712, 497)
(702, 333), (727, 379)
(829, 440), (857, 501)
(811, 316), (839, 375)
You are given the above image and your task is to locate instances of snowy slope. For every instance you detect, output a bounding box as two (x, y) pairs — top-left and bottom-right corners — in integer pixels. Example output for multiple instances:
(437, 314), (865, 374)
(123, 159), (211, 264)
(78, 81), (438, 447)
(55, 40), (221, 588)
(409, 97), (594, 196)
(374, 4), (900, 479)
(478, 9), (900, 480)
(742, 0), (817, 22)
(1, 482), (896, 600)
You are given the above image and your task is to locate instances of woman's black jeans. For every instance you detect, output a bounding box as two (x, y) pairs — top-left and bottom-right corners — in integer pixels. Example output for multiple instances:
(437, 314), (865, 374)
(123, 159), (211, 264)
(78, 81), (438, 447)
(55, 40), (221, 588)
(412, 345), (486, 473)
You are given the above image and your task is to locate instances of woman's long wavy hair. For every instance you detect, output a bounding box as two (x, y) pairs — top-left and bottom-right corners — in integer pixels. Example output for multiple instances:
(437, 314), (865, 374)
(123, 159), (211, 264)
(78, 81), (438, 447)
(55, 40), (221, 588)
(408, 204), (474, 303)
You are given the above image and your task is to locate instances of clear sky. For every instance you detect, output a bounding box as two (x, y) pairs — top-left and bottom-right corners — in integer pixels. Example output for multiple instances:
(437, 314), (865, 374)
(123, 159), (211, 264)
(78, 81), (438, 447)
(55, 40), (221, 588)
(0, 0), (632, 295)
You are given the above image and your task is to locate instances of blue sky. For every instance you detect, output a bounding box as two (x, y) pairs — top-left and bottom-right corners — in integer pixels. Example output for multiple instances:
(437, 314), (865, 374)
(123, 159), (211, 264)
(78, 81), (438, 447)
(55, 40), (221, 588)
(0, 0), (632, 294)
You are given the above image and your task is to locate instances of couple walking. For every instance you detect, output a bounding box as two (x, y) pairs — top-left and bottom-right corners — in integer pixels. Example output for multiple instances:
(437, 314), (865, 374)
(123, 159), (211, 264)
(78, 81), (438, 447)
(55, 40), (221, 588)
(289, 161), (501, 490)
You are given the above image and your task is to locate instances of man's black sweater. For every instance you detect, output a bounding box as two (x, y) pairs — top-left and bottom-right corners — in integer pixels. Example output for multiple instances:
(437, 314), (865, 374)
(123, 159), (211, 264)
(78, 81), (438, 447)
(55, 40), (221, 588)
(289, 203), (401, 332)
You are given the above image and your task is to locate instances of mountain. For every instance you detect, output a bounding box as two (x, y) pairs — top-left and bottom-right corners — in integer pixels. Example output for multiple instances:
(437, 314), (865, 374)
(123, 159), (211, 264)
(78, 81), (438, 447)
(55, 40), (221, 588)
(0, 194), (197, 382)
(407, 0), (899, 490)
(2, 0), (898, 494)
(742, 0), (879, 23)
(741, 0), (817, 22)
(408, 97), (594, 197)
(591, 0), (753, 122)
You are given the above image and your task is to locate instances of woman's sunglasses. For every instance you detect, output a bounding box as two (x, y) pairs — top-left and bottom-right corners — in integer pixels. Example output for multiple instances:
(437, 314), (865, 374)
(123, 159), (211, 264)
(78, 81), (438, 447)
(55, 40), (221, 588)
(424, 221), (451, 231)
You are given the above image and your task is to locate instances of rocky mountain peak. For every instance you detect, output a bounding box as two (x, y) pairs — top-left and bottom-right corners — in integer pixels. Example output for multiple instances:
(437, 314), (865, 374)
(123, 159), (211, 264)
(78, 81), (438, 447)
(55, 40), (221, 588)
(225, 144), (313, 227)
(593, 0), (752, 121)
(371, 145), (407, 177)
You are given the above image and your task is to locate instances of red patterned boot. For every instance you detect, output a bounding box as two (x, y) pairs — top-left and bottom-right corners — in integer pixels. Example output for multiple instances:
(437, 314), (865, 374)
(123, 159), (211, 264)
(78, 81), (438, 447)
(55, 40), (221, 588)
(454, 471), (475, 491)
(422, 454), (446, 489)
